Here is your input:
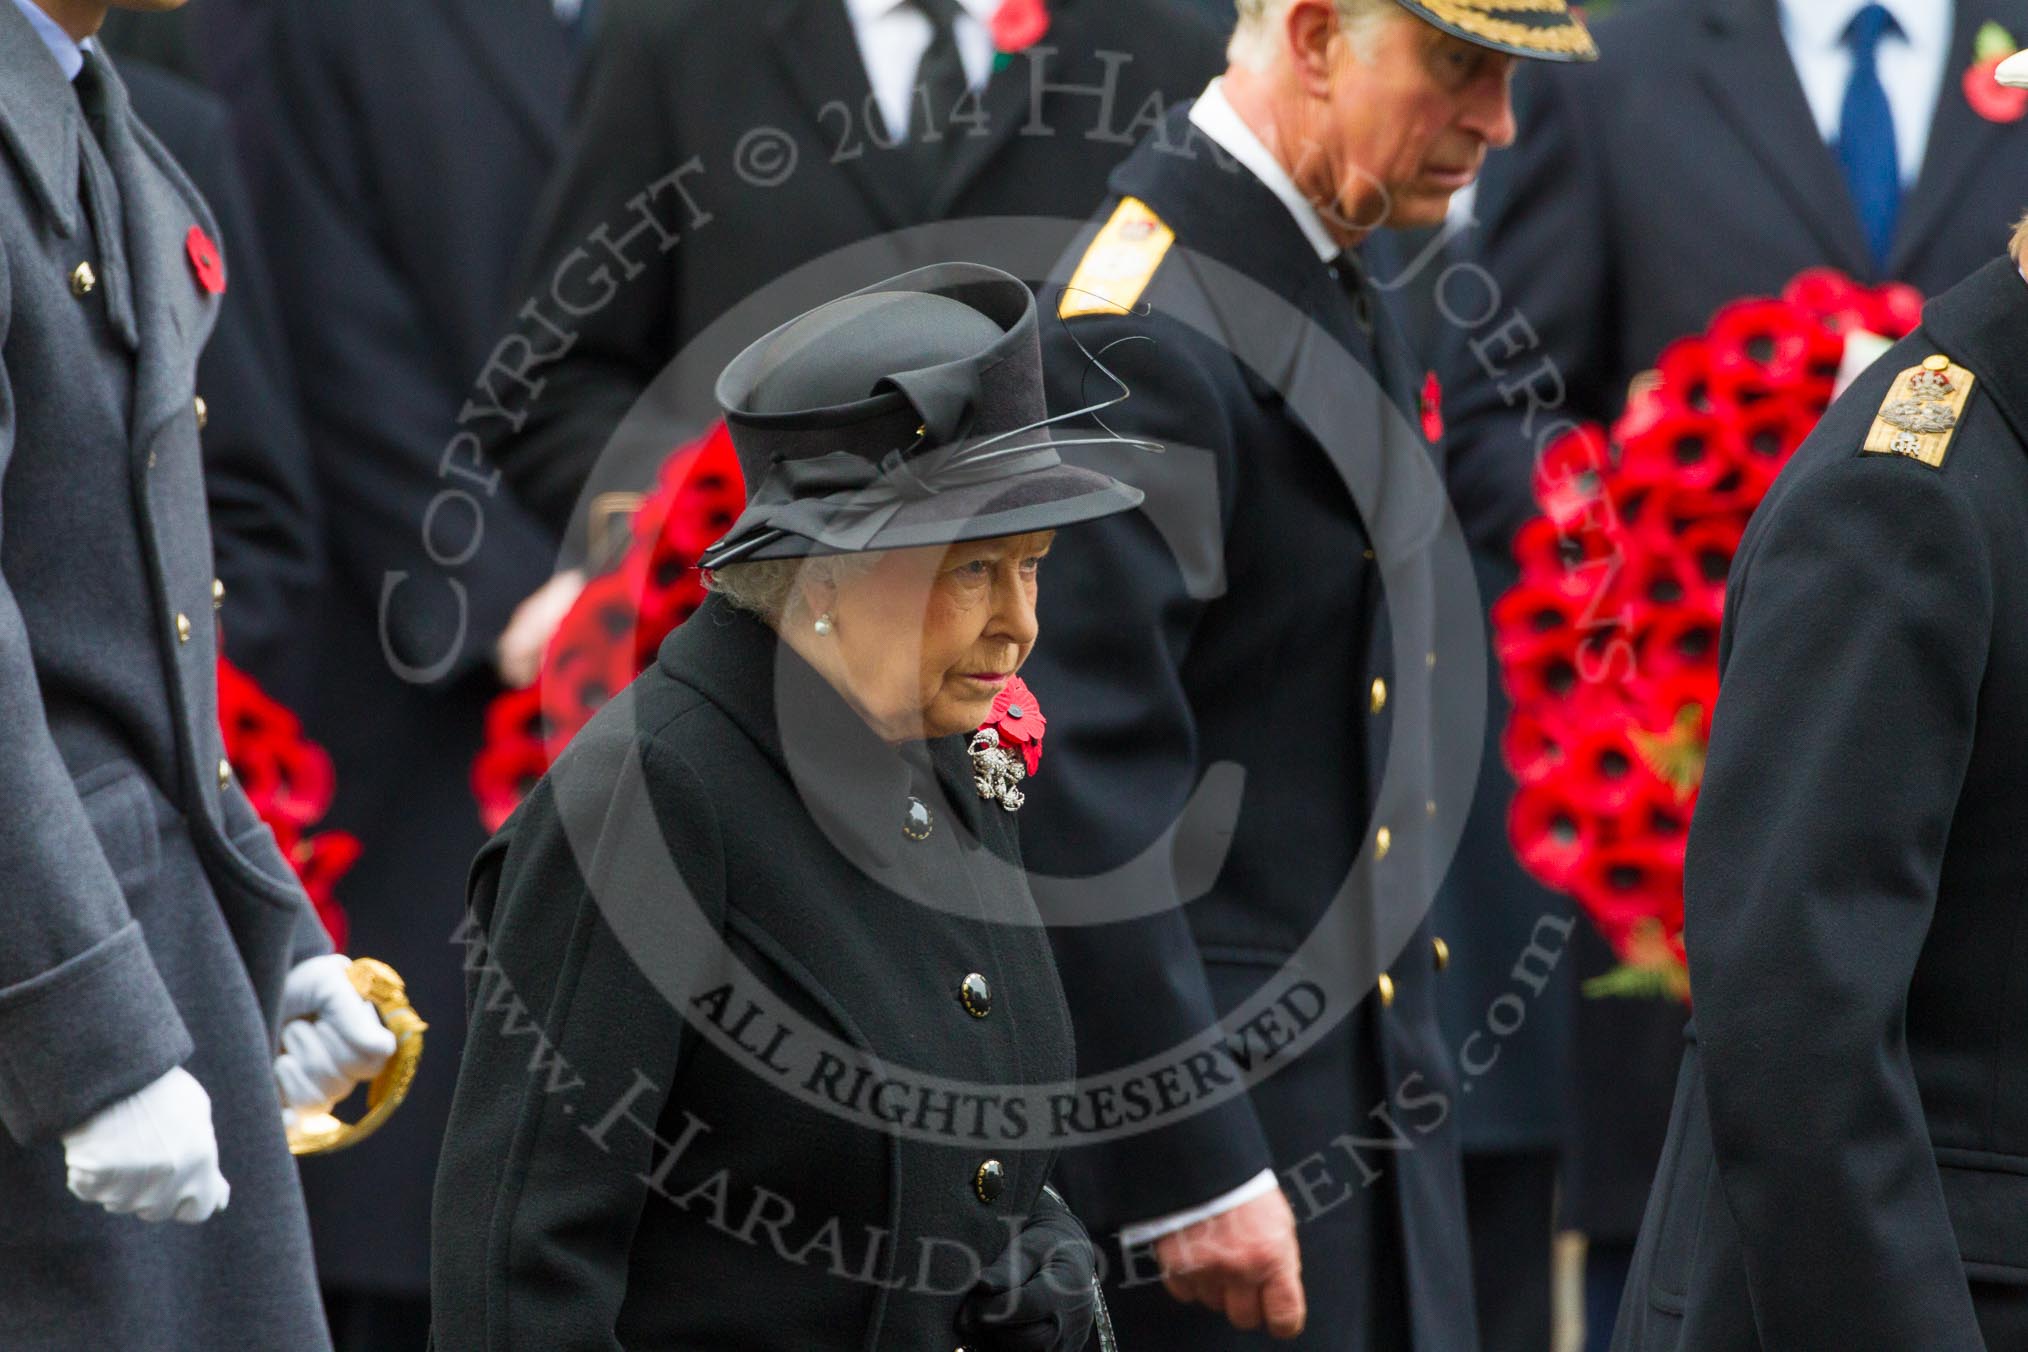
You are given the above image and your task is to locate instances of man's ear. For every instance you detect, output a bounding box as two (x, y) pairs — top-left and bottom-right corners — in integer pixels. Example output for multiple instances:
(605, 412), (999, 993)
(1285, 0), (1343, 99)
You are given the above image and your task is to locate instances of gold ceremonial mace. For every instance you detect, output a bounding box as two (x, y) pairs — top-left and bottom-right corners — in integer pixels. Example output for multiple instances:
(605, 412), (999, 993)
(285, 958), (428, 1157)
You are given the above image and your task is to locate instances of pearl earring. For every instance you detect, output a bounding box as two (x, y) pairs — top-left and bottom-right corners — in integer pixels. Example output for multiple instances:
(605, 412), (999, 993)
(814, 613), (835, 637)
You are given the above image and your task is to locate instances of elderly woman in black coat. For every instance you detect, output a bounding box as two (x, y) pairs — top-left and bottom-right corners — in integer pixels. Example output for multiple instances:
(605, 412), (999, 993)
(431, 265), (1142, 1351)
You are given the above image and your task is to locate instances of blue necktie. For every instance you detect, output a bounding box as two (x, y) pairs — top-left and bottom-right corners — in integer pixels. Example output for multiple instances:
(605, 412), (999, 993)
(1837, 4), (1902, 268)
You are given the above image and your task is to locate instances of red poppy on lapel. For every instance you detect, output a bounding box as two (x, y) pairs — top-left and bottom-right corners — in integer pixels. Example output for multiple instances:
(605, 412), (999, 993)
(990, 0), (1049, 55)
(185, 226), (225, 295)
(984, 675), (1045, 776)
(1965, 22), (2028, 123)
(1419, 370), (1443, 442)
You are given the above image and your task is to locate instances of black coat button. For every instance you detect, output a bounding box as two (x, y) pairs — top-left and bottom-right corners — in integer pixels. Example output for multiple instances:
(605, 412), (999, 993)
(903, 797), (933, 841)
(974, 1159), (1005, 1205)
(959, 972), (992, 1018)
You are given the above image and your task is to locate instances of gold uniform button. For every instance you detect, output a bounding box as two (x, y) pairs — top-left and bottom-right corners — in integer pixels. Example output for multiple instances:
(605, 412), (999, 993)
(217, 759), (233, 789)
(175, 613), (191, 643)
(1375, 826), (1392, 860)
(1922, 354), (1951, 372)
(1369, 677), (1388, 714)
(212, 578), (226, 610)
(1432, 937), (1451, 971)
(1377, 973), (1396, 1007)
(959, 972), (992, 1019)
(70, 261), (96, 297)
(193, 396), (208, 430)
(974, 1159), (1005, 1205)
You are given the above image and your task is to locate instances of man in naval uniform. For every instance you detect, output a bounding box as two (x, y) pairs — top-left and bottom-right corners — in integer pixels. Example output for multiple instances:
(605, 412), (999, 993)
(1613, 50), (2028, 1352)
(1020, 0), (1595, 1346)
(0, 1), (394, 1345)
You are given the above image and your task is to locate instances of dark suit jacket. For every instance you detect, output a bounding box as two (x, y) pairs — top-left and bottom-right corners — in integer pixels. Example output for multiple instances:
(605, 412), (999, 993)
(1614, 257), (2028, 1352)
(120, 61), (323, 705)
(236, 0), (575, 1292)
(1440, 0), (2028, 1237)
(1019, 107), (1479, 1351)
(433, 599), (1076, 1350)
(483, 0), (1225, 543)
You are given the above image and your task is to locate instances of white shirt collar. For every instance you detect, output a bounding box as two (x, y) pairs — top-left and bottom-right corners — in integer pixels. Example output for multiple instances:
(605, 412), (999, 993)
(10, 0), (88, 82)
(1779, 0), (1949, 61)
(842, 0), (997, 26)
(1187, 78), (1343, 263)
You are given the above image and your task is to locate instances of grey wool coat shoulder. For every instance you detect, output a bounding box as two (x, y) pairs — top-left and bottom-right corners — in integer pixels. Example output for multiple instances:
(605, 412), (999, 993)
(0, 19), (331, 1350)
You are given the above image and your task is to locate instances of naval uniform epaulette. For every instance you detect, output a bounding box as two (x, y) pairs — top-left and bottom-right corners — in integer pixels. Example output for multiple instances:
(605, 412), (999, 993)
(1058, 196), (1176, 319)
(1862, 352), (1974, 469)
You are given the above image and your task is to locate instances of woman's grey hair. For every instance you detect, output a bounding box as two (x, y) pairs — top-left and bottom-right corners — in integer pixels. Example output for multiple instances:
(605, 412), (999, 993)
(1228, 0), (1403, 70)
(705, 554), (879, 625)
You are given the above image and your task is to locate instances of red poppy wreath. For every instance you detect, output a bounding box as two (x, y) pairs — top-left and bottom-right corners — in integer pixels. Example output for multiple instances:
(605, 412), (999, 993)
(1497, 269), (1922, 1001)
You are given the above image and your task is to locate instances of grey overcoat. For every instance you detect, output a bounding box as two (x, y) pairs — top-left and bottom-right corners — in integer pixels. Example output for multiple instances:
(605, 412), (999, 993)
(0, 17), (331, 1349)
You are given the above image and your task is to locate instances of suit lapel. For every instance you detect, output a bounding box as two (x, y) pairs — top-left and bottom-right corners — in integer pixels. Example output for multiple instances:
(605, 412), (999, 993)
(767, 0), (917, 230)
(1696, 0), (1875, 277)
(925, 46), (1034, 216)
(440, 0), (575, 156)
(97, 58), (220, 458)
(1887, 0), (2017, 276)
(929, 1), (1081, 217)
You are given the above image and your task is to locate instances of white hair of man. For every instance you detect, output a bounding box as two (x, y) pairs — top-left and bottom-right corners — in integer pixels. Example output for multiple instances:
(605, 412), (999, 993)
(1227, 0), (1406, 69)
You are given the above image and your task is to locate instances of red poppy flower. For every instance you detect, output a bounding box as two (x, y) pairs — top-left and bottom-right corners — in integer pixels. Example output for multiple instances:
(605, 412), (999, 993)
(1512, 516), (1621, 605)
(990, 0), (1049, 52)
(1501, 707), (1568, 786)
(1632, 602), (1723, 685)
(1654, 337), (1716, 413)
(1419, 370), (1443, 443)
(1490, 583), (1588, 664)
(217, 656), (356, 939)
(185, 225), (225, 294)
(1532, 424), (1612, 527)
(1855, 281), (1924, 338)
(1508, 783), (1596, 891)
(1560, 722), (1666, 817)
(1618, 406), (1736, 495)
(1705, 299), (1842, 408)
(1781, 267), (1867, 330)
(1729, 396), (1815, 490)
(1965, 52), (2028, 124)
(1569, 842), (1684, 953)
(292, 832), (363, 949)
(984, 676), (1045, 776)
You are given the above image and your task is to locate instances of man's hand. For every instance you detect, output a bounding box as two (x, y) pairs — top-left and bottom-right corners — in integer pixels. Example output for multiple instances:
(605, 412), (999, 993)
(494, 568), (586, 689)
(272, 955), (397, 1113)
(1153, 1187), (1306, 1338)
(62, 1066), (230, 1223)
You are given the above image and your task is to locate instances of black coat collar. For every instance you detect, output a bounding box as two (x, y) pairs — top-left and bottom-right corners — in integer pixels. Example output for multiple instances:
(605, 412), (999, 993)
(1921, 255), (2028, 450)
(657, 597), (994, 866)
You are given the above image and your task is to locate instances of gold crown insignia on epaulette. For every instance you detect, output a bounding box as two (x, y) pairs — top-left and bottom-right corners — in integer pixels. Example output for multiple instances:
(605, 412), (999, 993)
(1058, 197), (1176, 319)
(1863, 354), (1973, 469)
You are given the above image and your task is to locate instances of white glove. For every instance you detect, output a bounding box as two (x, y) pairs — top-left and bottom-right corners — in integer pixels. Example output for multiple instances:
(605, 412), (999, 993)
(61, 1066), (230, 1224)
(272, 955), (397, 1113)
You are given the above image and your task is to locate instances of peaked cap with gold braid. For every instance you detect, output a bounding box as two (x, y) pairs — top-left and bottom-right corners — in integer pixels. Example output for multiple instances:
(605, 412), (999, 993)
(1393, 0), (1598, 62)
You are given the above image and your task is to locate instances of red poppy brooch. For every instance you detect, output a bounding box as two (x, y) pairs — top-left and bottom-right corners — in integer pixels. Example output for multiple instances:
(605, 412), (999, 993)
(1965, 22), (2028, 124)
(969, 675), (1044, 812)
(991, 0), (1050, 71)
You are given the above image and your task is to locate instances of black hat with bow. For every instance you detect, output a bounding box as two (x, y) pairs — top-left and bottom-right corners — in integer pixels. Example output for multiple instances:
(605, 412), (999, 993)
(699, 262), (1146, 569)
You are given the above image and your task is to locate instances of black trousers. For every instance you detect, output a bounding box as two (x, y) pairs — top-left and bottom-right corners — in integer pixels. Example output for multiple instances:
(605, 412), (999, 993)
(327, 1288), (430, 1352)
(1462, 1150), (1559, 1352)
